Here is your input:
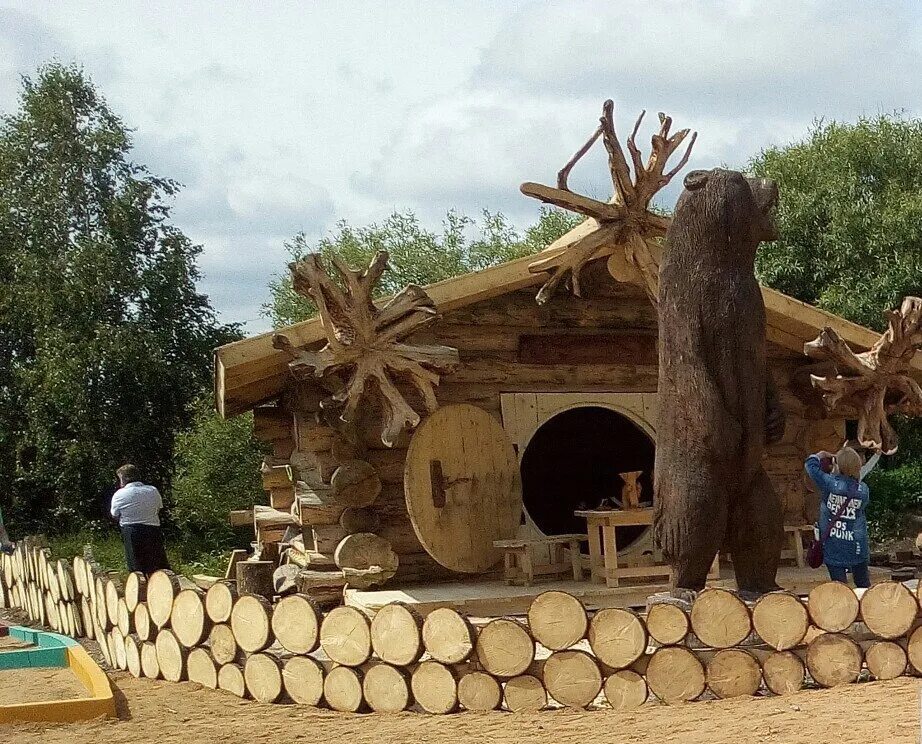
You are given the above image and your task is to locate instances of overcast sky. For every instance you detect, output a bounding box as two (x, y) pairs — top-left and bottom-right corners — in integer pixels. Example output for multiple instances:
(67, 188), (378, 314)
(2, 1), (921, 332)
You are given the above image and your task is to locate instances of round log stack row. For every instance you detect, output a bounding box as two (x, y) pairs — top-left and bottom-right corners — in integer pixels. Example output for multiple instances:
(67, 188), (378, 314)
(5, 541), (922, 713)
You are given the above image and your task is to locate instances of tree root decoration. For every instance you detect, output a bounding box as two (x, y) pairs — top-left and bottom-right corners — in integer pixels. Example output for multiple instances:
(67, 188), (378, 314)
(521, 99), (696, 305)
(805, 296), (922, 454)
(273, 252), (460, 447)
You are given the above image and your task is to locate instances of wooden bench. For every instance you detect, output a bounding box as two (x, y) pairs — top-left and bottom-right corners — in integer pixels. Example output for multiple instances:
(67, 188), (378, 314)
(493, 534), (586, 586)
(782, 524), (814, 568)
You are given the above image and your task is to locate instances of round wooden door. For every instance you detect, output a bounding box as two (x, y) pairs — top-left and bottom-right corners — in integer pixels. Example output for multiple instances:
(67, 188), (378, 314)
(404, 404), (522, 573)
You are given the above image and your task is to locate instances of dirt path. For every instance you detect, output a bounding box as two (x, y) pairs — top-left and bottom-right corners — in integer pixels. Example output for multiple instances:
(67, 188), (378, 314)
(2, 671), (919, 744)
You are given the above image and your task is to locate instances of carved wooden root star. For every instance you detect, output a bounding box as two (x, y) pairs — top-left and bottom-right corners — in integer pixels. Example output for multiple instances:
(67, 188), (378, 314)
(521, 99), (696, 305)
(805, 296), (922, 454)
(273, 251), (460, 447)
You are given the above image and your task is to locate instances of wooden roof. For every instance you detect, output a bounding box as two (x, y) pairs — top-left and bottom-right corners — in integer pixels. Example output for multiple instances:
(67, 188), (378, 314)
(215, 228), (909, 417)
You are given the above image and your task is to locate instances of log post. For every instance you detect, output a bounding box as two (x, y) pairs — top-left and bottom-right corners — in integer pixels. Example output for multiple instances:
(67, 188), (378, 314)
(236, 560), (274, 599)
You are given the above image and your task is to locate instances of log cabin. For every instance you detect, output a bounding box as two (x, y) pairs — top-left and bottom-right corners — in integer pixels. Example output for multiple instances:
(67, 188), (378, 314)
(213, 236), (916, 588)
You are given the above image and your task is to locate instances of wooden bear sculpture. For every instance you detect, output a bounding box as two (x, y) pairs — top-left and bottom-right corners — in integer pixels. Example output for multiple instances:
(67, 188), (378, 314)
(654, 168), (786, 596)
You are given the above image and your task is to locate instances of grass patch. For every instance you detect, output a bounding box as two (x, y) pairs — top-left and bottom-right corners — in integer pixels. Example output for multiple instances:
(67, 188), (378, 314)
(44, 530), (229, 579)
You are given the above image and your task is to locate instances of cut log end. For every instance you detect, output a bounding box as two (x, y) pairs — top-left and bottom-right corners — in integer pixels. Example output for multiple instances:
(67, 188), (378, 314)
(364, 663), (412, 713)
(543, 650), (602, 709)
(705, 649), (762, 699)
(646, 646), (705, 704)
(690, 588), (752, 649)
(603, 669), (648, 710)
(457, 670), (502, 712)
(762, 651), (805, 695)
(282, 656), (325, 706)
(806, 632), (863, 687)
(752, 591), (808, 650)
(370, 602), (423, 666)
(230, 594), (274, 654)
(411, 661), (457, 715)
(807, 581), (859, 632)
(320, 605), (372, 666)
(860, 581), (918, 639)
(244, 653), (284, 703)
(865, 640), (907, 680)
(475, 618), (535, 678)
(324, 665), (365, 713)
(527, 591), (588, 651)
(645, 602), (689, 646)
(422, 607), (475, 664)
(588, 608), (647, 669)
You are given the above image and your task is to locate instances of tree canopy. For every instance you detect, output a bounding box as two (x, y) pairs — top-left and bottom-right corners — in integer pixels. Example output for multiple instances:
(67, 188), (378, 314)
(751, 114), (922, 331)
(265, 207), (581, 327)
(752, 114), (922, 534)
(0, 63), (236, 530)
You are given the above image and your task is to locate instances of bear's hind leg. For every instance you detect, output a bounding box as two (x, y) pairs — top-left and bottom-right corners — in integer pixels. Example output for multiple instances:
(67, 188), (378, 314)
(727, 467), (784, 595)
(655, 477), (729, 594)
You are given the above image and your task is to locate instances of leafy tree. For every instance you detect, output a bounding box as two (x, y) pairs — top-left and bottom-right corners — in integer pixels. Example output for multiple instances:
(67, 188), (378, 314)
(0, 63), (236, 530)
(265, 207), (581, 327)
(750, 114), (922, 331)
(170, 395), (266, 553)
(751, 115), (922, 535)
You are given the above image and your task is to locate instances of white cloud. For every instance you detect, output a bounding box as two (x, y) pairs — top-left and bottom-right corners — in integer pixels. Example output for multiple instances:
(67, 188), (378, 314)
(2, 0), (921, 332)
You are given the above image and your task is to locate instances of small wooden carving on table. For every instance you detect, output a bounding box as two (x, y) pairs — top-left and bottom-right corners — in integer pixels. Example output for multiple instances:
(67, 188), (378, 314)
(805, 296), (922, 454)
(273, 251), (460, 447)
(521, 99), (696, 304)
(620, 471), (643, 510)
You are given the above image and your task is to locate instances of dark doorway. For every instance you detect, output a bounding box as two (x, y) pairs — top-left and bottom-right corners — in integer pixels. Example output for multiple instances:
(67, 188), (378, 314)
(520, 406), (655, 551)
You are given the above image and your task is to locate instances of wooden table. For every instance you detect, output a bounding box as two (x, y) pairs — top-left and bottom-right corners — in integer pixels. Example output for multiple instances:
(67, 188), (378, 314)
(575, 508), (719, 587)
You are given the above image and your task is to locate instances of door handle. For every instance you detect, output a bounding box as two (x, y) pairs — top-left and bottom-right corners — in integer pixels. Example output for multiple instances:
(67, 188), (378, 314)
(429, 459), (473, 508)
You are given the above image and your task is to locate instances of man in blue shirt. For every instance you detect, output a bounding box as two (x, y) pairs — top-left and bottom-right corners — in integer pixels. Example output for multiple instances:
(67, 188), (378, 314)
(111, 464), (171, 576)
(805, 448), (871, 587)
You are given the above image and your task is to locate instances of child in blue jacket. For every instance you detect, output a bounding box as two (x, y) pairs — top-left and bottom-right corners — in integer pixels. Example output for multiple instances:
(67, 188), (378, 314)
(804, 447), (871, 587)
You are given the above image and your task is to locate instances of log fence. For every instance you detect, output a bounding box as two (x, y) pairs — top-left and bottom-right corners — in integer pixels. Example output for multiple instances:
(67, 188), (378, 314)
(3, 541), (922, 714)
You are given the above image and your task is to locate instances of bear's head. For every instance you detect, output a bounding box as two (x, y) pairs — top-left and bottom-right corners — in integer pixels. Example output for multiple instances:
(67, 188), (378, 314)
(673, 168), (778, 262)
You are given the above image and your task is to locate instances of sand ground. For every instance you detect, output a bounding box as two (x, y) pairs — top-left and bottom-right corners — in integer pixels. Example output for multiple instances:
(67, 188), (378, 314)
(0, 666), (86, 705)
(1, 670), (920, 744)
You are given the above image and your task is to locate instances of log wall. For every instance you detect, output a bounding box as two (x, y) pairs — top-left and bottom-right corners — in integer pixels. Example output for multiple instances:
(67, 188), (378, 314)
(252, 267), (847, 575)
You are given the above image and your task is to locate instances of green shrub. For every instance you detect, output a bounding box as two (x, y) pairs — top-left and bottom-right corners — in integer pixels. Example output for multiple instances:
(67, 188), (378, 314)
(169, 395), (266, 553)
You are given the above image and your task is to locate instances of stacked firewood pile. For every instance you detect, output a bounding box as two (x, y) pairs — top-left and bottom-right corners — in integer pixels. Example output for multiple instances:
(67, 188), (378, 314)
(4, 540), (922, 712)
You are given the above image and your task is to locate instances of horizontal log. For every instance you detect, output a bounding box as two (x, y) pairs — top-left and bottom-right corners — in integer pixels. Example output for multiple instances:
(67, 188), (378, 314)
(229, 510), (252, 527)
(445, 358), (658, 389)
(518, 332), (658, 366)
(261, 463), (293, 490)
(253, 407), (293, 443)
(269, 486), (295, 510)
(437, 291), (658, 331)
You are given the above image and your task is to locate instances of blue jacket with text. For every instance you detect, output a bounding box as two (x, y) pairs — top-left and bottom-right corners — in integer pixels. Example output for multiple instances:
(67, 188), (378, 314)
(804, 454), (870, 567)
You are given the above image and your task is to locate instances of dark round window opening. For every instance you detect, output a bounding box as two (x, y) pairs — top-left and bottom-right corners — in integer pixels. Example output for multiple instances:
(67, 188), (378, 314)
(520, 406), (655, 551)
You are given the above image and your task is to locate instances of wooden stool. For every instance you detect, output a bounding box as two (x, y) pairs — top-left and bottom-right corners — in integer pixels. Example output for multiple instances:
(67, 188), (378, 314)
(575, 508), (719, 587)
(782, 525), (814, 568)
(493, 534), (586, 586)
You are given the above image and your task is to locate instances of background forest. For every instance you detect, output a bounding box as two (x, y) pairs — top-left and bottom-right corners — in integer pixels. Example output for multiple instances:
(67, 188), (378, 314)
(3, 63), (921, 573)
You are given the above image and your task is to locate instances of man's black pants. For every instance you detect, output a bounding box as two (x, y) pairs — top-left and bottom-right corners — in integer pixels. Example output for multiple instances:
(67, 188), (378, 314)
(120, 524), (171, 576)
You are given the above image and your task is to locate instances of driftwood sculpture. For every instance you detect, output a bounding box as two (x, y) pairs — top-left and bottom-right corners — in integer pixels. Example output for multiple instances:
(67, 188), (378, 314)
(273, 252), (460, 447)
(805, 296), (922, 454)
(654, 168), (784, 596)
(521, 99), (696, 304)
